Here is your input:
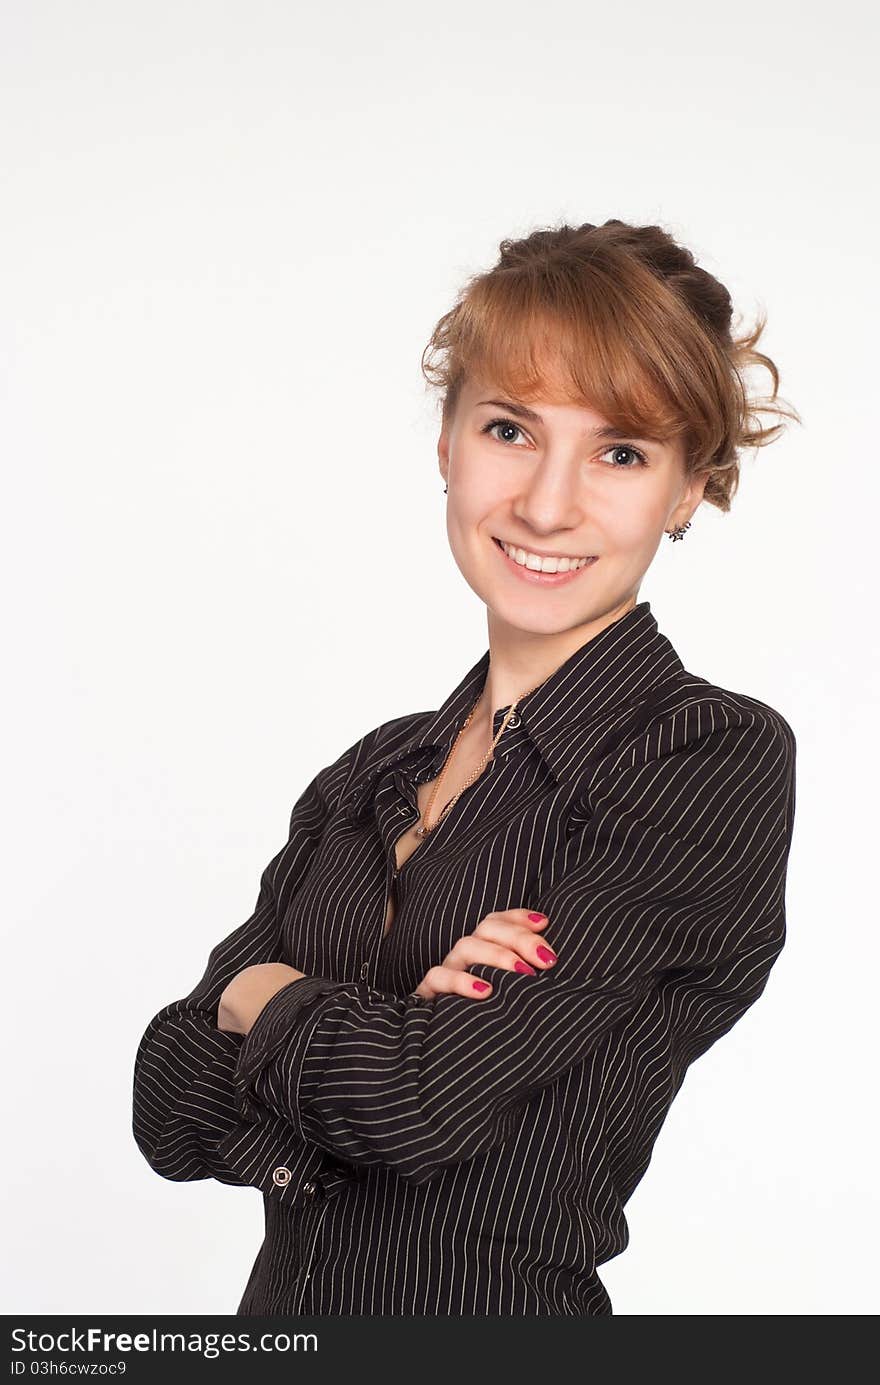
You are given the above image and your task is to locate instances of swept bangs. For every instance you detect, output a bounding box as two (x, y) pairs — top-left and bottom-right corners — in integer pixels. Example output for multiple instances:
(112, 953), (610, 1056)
(421, 222), (800, 511)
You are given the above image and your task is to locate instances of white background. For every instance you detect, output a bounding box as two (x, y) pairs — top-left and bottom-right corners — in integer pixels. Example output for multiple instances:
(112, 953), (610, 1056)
(2, 0), (877, 1317)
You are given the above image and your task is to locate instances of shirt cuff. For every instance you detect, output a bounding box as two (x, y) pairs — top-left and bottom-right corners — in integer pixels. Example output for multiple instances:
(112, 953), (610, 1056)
(232, 975), (355, 1131)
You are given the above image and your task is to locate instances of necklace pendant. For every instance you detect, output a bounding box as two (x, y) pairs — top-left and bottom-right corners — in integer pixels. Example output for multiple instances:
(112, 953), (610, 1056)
(414, 823), (428, 839)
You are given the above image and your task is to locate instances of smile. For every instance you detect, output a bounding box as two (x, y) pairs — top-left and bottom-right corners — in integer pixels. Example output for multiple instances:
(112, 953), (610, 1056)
(492, 536), (598, 585)
(495, 538), (594, 572)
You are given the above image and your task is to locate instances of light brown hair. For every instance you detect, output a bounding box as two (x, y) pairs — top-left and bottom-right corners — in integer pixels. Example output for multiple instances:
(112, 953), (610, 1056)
(421, 219), (800, 512)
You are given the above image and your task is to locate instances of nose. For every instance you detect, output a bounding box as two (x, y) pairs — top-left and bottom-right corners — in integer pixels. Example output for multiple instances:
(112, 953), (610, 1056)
(510, 452), (584, 536)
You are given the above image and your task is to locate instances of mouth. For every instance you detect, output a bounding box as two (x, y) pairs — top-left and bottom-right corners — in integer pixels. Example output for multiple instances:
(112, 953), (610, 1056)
(492, 535), (598, 586)
(493, 537), (595, 587)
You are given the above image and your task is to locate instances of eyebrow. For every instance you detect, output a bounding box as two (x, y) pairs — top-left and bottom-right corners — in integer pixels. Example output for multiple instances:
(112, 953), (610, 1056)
(476, 399), (657, 443)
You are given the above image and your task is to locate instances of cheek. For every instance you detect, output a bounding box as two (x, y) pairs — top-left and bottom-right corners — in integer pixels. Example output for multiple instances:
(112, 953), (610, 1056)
(613, 513), (661, 549)
(601, 481), (669, 545)
(447, 467), (500, 536)
(447, 503), (490, 568)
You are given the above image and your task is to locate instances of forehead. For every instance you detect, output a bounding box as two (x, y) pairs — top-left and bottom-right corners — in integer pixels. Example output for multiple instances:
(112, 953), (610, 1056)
(456, 372), (684, 460)
(460, 374), (622, 430)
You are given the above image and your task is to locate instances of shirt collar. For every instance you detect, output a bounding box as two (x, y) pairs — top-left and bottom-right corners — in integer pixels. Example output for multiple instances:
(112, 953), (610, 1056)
(344, 600), (684, 816)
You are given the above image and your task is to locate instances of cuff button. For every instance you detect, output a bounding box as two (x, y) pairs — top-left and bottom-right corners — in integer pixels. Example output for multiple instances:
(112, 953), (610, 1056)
(272, 1166), (292, 1186)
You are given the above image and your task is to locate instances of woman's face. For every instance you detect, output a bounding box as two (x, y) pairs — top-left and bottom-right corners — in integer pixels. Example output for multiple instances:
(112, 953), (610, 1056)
(438, 373), (707, 637)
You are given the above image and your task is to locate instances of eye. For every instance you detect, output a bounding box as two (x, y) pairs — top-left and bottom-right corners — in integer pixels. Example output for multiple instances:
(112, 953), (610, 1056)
(600, 443), (648, 469)
(481, 417), (649, 469)
(481, 417), (529, 446)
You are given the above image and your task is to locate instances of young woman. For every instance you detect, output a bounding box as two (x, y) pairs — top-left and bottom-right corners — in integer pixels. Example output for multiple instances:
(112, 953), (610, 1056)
(133, 219), (799, 1317)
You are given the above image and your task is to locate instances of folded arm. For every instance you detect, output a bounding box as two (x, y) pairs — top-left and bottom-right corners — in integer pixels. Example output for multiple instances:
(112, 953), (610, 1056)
(234, 706), (797, 1184)
(131, 725), (379, 1194)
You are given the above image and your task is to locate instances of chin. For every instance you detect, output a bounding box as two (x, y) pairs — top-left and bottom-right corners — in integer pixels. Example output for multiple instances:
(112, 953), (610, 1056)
(488, 592), (593, 637)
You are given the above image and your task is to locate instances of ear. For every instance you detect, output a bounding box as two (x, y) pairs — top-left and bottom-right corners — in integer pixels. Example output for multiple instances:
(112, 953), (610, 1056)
(438, 419), (450, 487)
(669, 470), (709, 531)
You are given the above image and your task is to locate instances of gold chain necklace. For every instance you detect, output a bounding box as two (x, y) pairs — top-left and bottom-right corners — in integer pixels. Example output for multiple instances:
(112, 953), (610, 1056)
(411, 676), (545, 841)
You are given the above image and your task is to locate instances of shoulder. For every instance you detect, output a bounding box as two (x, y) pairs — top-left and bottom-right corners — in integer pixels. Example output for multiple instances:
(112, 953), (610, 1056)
(609, 670), (797, 772)
(581, 673), (798, 861)
(355, 709), (436, 768)
(315, 709), (435, 802)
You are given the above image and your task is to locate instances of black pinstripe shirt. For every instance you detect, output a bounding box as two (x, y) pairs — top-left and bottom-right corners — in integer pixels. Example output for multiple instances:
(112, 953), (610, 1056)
(132, 600), (797, 1316)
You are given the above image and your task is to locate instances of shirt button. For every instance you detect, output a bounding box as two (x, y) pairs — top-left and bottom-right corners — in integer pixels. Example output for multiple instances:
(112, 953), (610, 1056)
(302, 1180), (318, 1197)
(507, 710), (521, 727)
(272, 1166), (292, 1186)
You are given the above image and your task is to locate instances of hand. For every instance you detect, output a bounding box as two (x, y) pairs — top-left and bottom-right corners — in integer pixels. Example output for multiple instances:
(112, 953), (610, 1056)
(411, 909), (557, 1001)
(217, 962), (307, 1035)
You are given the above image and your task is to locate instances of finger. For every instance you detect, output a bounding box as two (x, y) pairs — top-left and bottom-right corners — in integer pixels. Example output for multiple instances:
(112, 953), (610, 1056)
(472, 917), (559, 969)
(413, 968), (495, 999)
(484, 908), (549, 930)
(412, 965), (495, 1001)
(475, 909), (549, 932)
(444, 936), (539, 974)
(517, 909), (550, 928)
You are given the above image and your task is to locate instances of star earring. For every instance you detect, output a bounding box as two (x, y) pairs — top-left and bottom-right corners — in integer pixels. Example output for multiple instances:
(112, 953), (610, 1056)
(666, 520), (691, 542)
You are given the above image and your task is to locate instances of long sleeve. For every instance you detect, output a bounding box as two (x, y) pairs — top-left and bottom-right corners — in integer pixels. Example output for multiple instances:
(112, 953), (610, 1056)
(233, 703), (796, 1186)
(131, 733), (367, 1197)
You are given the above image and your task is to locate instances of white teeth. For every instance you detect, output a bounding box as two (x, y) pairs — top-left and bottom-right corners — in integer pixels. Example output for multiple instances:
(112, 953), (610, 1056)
(499, 540), (592, 574)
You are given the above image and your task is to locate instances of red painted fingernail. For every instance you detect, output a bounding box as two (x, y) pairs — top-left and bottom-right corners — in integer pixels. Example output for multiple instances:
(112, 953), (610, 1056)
(528, 912), (546, 922)
(472, 980), (491, 992)
(536, 945), (557, 964)
(514, 960), (537, 975)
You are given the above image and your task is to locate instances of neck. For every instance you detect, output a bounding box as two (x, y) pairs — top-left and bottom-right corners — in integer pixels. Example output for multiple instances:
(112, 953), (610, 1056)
(472, 596), (638, 736)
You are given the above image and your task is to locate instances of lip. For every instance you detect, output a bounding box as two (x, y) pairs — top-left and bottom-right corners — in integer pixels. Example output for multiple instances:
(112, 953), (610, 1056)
(492, 536), (598, 586)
